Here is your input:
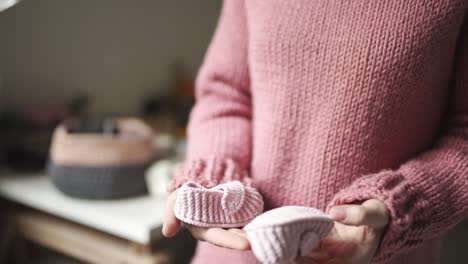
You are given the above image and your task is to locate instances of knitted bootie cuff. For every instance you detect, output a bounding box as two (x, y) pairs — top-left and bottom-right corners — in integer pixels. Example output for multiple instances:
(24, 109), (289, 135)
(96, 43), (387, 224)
(244, 206), (333, 264)
(174, 181), (263, 228)
(168, 157), (252, 192)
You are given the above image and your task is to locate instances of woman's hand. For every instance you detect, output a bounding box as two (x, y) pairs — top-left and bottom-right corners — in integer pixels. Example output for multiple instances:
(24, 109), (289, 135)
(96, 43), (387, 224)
(162, 190), (250, 250)
(298, 199), (389, 264)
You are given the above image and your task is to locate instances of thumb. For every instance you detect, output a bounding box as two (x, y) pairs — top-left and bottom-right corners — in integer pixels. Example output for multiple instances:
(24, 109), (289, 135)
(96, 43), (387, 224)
(329, 199), (389, 229)
(162, 191), (181, 237)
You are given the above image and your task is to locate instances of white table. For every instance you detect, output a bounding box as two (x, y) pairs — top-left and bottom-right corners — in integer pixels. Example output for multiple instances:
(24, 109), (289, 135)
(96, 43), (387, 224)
(0, 173), (170, 263)
(0, 173), (166, 244)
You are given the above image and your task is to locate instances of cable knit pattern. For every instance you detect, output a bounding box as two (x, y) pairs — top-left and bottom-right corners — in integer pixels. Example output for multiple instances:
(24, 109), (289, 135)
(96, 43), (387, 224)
(170, 0), (468, 263)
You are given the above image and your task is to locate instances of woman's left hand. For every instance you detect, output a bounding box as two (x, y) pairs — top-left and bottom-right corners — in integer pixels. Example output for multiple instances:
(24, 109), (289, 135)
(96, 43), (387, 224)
(297, 199), (390, 264)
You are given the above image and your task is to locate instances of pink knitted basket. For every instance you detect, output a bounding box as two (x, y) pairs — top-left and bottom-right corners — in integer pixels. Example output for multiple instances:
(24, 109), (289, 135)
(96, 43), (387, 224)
(244, 206), (334, 264)
(50, 118), (154, 167)
(48, 118), (154, 199)
(174, 181), (264, 228)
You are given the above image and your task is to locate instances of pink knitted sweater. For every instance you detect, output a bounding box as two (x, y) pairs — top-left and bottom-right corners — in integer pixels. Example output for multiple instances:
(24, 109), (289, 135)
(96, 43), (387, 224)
(169, 1), (468, 263)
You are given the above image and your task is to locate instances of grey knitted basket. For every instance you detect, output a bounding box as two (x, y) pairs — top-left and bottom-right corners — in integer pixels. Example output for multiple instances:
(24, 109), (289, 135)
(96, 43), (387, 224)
(48, 161), (148, 199)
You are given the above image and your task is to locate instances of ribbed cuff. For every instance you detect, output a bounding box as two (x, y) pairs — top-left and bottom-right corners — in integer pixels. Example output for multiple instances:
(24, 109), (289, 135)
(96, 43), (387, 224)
(326, 170), (430, 264)
(168, 156), (251, 192)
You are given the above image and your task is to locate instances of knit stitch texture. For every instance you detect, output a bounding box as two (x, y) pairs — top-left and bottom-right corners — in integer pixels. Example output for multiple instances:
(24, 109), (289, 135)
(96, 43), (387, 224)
(244, 206), (333, 264)
(174, 181), (263, 228)
(169, 0), (468, 263)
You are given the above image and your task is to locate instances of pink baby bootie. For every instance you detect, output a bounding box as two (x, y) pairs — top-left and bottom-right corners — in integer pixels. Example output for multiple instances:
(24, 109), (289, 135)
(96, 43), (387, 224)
(174, 181), (264, 228)
(244, 206), (334, 264)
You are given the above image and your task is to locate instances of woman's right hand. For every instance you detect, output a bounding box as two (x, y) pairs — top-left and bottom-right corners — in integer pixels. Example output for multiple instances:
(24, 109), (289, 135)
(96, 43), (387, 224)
(162, 190), (251, 250)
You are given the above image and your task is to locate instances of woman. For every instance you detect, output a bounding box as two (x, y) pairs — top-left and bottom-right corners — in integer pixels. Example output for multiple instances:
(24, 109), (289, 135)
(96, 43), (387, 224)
(163, 1), (468, 263)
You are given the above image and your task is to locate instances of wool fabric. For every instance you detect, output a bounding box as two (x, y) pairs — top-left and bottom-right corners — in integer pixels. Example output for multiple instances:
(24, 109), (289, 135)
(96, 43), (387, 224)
(175, 181), (263, 228)
(48, 162), (148, 199)
(169, 0), (468, 263)
(50, 118), (154, 167)
(49, 118), (153, 199)
(244, 206), (333, 264)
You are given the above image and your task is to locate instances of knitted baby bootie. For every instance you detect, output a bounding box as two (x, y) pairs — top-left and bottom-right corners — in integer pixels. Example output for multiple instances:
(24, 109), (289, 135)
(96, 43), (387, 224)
(174, 181), (264, 228)
(244, 206), (333, 264)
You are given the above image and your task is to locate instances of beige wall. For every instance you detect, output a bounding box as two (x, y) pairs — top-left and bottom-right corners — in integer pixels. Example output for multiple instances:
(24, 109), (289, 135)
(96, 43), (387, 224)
(0, 0), (221, 115)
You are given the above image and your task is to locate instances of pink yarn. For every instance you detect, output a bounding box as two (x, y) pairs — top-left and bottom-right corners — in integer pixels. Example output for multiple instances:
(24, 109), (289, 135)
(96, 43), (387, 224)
(50, 118), (154, 167)
(170, 0), (468, 263)
(169, 157), (252, 191)
(174, 181), (263, 228)
(244, 206), (333, 264)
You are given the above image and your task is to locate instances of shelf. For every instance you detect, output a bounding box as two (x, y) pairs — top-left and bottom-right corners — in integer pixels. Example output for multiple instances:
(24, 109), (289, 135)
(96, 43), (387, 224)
(0, 173), (166, 244)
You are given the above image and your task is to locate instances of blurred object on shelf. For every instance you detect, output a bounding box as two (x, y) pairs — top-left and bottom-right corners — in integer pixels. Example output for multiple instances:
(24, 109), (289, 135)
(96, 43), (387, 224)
(145, 159), (181, 197)
(0, 93), (95, 172)
(171, 61), (195, 135)
(23, 104), (67, 128)
(0, 104), (67, 172)
(140, 61), (195, 138)
(142, 94), (172, 118)
(141, 90), (177, 136)
(64, 117), (119, 135)
(66, 94), (92, 119)
(142, 113), (177, 134)
(0, 0), (21, 13)
(174, 138), (186, 161)
(48, 117), (155, 199)
(0, 109), (22, 168)
(145, 132), (186, 197)
(4, 130), (50, 172)
(152, 133), (176, 159)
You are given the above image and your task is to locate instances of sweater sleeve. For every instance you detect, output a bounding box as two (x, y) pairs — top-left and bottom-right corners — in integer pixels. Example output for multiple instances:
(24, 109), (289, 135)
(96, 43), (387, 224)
(327, 18), (468, 263)
(168, 0), (251, 192)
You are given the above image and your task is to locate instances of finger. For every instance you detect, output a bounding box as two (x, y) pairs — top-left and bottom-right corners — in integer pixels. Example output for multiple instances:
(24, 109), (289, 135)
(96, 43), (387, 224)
(195, 227), (250, 250)
(318, 237), (357, 258)
(297, 256), (345, 264)
(162, 191), (181, 237)
(188, 226), (250, 250)
(325, 260), (344, 264)
(295, 257), (320, 264)
(304, 251), (332, 262)
(227, 228), (247, 239)
(329, 199), (389, 228)
(361, 199), (389, 228)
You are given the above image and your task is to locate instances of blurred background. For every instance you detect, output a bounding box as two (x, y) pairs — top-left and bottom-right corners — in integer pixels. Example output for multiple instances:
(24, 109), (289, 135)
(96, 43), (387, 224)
(0, 1), (222, 263)
(0, 1), (466, 264)
(0, 0), (220, 116)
